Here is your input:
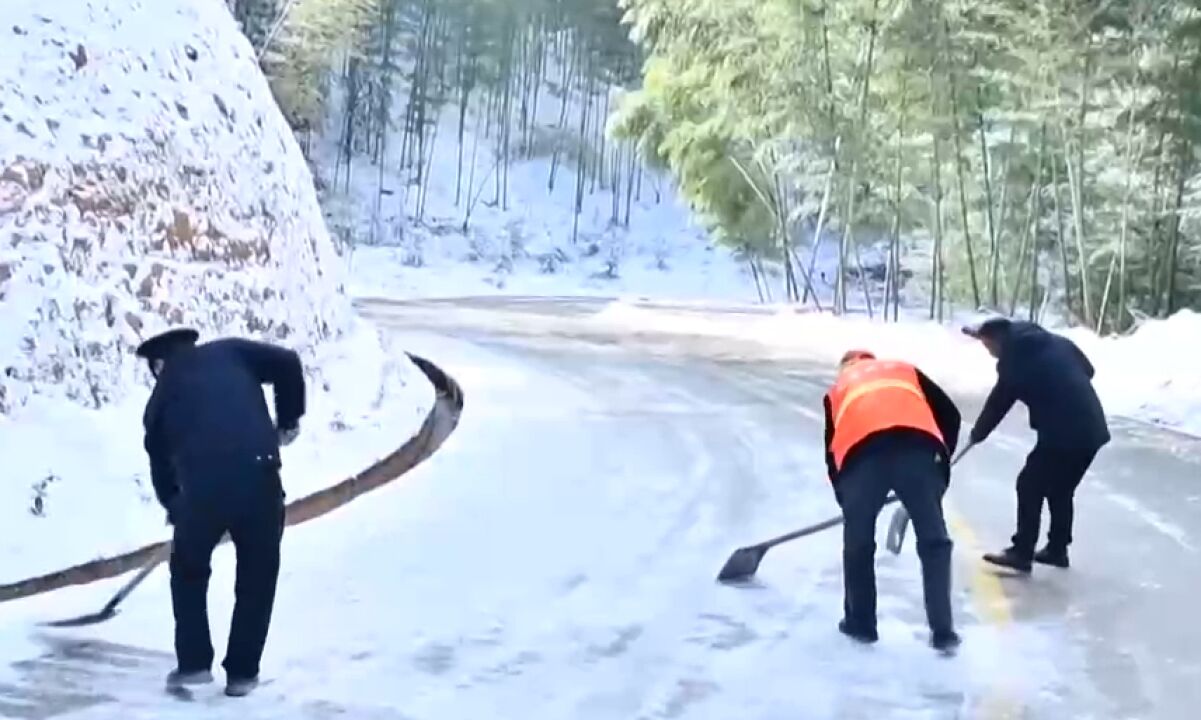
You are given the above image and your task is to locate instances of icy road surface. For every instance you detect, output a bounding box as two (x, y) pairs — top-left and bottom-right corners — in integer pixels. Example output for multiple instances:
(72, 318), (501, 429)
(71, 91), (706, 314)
(1, 297), (1199, 719)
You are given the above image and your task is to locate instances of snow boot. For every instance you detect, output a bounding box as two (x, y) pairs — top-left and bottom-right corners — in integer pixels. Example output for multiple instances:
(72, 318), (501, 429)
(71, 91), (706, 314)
(982, 547), (1032, 574)
(838, 619), (879, 644)
(931, 630), (962, 654)
(165, 669), (213, 689)
(1034, 546), (1070, 568)
(225, 676), (260, 697)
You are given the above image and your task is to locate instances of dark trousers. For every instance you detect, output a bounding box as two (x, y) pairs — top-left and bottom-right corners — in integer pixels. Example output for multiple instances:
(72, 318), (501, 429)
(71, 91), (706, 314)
(1011, 443), (1098, 557)
(836, 439), (954, 635)
(169, 466), (285, 680)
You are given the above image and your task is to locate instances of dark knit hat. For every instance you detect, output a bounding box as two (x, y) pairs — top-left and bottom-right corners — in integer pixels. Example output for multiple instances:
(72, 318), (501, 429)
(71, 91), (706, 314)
(962, 317), (1011, 340)
(135, 328), (199, 360)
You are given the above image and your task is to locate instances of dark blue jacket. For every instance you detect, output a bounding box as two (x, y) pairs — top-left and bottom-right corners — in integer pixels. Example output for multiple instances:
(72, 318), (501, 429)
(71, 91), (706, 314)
(143, 338), (305, 510)
(970, 322), (1110, 451)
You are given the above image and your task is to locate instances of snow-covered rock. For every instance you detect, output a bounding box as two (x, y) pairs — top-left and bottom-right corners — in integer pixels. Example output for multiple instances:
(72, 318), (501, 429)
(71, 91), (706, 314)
(0, 0), (351, 414)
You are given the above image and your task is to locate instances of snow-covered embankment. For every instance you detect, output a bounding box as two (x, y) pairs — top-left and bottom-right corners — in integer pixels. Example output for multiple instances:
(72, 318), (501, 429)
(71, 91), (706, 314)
(0, 0), (432, 582)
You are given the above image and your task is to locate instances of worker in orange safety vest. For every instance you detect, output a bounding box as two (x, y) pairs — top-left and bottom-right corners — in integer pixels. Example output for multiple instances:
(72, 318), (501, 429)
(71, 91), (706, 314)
(823, 350), (963, 652)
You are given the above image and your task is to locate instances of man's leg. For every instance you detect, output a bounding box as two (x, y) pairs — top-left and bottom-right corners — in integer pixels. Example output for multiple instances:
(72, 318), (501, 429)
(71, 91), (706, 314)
(222, 487), (285, 684)
(836, 461), (891, 640)
(890, 448), (954, 640)
(169, 500), (225, 676)
(1010, 446), (1052, 558)
(1043, 448), (1097, 557)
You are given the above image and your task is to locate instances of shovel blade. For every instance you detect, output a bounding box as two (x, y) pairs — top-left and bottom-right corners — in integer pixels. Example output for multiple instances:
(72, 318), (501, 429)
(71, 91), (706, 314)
(42, 608), (118, 628)
(885, 508), (909, 555)
(716, 545), (768, 583)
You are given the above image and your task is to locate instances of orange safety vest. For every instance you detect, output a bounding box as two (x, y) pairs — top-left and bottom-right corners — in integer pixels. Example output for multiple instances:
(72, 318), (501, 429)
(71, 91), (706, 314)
(825, 359), (944, 472)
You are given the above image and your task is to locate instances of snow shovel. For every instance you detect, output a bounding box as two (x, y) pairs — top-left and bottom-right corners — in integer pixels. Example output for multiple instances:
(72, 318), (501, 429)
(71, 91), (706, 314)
(885, 443), (975, 555)
(43, 543), (172, 628)
(717, 495), (901, 583)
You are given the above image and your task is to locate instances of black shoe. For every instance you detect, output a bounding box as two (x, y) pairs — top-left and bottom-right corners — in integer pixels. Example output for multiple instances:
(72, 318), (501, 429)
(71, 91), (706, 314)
(931, 630), (961, 653)
(838, 618), (879, 644)
(165, 668), (213, 689)
(982, 547), (1032, 573)
(225, 676), (260, 697)
(1034, 546), (1070, 568)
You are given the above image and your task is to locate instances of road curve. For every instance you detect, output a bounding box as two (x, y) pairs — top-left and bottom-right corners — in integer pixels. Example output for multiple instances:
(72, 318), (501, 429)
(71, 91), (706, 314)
(351, 296), (1201, 720)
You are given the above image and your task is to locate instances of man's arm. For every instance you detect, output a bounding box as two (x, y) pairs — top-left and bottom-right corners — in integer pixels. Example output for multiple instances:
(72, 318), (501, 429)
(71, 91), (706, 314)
(823, 395), (838, 483)
(970, 371), (1018, 444)
(222, 338), (307, 430)
(916, 369), (961, 457)
(142, 404), (177, 512)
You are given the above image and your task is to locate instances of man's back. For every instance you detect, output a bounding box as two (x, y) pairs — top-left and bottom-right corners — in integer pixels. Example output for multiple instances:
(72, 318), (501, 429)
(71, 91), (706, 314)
(998, 323), (1110, 450)
(144, 338), (303, 477)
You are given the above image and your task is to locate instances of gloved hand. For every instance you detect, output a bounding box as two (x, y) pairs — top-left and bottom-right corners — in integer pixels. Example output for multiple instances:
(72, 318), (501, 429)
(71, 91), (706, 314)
(278, 424), (300, 447)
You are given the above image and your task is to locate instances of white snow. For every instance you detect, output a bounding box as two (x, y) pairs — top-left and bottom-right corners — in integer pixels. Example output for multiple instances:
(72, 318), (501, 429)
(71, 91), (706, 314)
(0, 0), (434, 582)
(589, 302), (1201, 437)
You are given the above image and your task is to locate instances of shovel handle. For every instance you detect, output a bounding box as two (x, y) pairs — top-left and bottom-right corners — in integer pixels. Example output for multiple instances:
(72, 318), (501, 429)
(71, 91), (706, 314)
(761, 494), (902, 549)
(102, 543), (171, 613)
(950, 442), (975, 466)
(886, 442), (976, 554)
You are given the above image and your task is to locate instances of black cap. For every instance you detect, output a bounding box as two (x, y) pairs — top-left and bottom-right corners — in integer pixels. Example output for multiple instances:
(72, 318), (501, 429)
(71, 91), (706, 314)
(962, 317), (1011, 340)
(135, 328), (199, 360)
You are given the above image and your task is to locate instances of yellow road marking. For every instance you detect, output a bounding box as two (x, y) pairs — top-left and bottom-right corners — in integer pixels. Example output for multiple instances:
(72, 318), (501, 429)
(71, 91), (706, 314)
(946, 500), (1024, 720)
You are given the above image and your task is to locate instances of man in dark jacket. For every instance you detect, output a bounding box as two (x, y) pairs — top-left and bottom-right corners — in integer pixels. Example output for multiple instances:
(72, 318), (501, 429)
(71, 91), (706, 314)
(964, 318), (1110, 573)
(824, 350), (963, 652)
(137, 327), (305, 697)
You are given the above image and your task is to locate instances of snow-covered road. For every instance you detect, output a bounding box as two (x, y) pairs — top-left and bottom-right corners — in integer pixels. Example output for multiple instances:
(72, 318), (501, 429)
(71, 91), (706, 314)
(2, 297), (1199, 719)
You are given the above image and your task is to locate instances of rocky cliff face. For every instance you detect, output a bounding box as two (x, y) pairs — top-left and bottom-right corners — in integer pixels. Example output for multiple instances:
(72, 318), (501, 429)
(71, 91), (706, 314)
(0, 0), (351, 413)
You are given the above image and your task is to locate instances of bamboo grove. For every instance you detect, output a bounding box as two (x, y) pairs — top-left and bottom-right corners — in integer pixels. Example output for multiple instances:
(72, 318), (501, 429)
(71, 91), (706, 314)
(611, 0), (1201, 330)
(226, 0), (652, 245)
(223, 0), (1201, 330)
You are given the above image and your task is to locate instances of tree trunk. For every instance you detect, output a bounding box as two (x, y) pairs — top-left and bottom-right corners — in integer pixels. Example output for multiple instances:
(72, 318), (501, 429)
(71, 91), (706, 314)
(1164, 150), (1190, 315)
(1062, 126), (1092, 326)
(549, 31), (579, 192)
(417, 106), (441, 220)
(947, 63), (981, 308)
(571, 58), (594, 245)
(454, 47), (473, 206)
(803, 143), (839, 306)
(975, 89), (1000, 307)
(931, 124), (945, 322)
(837, 0), (881, 315)
(1097, 104), (1140, 333)
(1050, 142), (1073, 320)
(623, 142), (636, 227)
(1065, 44), (1095, 326)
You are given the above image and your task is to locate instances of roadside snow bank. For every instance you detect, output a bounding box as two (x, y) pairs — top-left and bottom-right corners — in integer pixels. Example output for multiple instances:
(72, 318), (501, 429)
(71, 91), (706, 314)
(0, 320), (433, 583)
(593, 303), (1201, 436)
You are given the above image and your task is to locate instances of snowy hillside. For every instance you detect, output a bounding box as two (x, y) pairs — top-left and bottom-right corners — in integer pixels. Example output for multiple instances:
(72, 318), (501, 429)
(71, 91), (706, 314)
(0, 0), (350, 412)
(0, 0), (432, 581)
(312, 66), (765, 302)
